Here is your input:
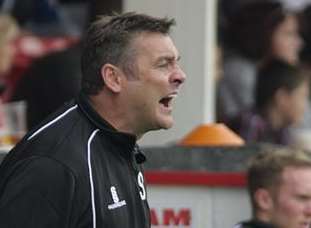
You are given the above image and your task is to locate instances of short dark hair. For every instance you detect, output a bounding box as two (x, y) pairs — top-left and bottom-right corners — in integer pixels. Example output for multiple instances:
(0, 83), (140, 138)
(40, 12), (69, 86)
(247, 147), (311, 214)
(81, 12), (175, 95)
(255, 59), (307, 111)
(225, 0), (288, 60)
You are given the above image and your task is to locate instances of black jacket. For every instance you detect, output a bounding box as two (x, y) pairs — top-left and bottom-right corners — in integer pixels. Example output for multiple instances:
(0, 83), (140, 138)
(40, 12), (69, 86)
(0, 93), (150, 228)
(234, 220), (276, 228)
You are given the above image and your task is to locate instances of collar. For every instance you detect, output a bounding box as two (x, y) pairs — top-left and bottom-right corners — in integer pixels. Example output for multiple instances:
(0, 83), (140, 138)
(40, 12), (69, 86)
(77, 92), (146, 164)
(240, 219), (276, 228)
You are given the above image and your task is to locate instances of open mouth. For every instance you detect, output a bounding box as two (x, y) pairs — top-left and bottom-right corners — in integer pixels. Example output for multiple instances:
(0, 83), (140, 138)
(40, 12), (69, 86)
(159, 94), (177, 108)
(159, 97), (172, 108)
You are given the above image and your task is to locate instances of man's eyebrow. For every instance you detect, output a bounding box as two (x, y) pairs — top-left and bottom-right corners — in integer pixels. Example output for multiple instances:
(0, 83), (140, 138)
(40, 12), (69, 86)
(157, 55), (181, 62)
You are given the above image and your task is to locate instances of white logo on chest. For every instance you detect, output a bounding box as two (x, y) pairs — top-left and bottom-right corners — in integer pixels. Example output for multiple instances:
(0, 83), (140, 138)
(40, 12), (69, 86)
(107, 186), (127, 210)
(137, 172), (146, 200)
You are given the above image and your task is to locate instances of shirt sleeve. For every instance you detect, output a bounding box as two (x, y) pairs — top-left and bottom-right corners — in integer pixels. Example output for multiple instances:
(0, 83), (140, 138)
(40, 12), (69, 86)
(0, 156), (76, 228)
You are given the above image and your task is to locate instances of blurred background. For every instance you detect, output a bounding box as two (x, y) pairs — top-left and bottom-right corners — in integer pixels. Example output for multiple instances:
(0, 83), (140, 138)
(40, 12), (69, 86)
(1, 0), (311, 149)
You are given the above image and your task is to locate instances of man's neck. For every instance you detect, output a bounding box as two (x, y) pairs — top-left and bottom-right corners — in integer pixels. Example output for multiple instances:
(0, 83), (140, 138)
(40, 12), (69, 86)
(253, 212), (275, 227)
(89, 93), (140, 137)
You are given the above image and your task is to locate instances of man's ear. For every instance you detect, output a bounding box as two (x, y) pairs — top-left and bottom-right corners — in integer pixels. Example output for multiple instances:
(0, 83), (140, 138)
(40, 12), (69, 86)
(100, 64), (123, 93)
(255, 188), (274, 211)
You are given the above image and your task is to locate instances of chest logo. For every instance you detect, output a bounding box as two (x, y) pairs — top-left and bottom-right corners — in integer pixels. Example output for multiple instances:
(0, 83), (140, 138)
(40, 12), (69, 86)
(138, 172), (146, 200)
(107, 186), (127, 210)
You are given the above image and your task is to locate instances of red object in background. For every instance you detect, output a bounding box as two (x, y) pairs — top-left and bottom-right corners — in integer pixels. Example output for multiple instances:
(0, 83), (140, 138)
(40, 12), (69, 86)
(145, 170), (246, 187)
(2, 35), (79, 102)
(151, 208), (191, 226)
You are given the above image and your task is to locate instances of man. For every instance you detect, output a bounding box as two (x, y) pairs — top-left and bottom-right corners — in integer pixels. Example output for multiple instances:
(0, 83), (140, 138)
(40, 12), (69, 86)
(0, 12), (186, 227)
(235, 147), (311, 228)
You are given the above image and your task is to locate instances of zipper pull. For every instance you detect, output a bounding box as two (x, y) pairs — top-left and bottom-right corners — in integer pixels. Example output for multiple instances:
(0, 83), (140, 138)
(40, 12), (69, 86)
(134, 145), (146, 164)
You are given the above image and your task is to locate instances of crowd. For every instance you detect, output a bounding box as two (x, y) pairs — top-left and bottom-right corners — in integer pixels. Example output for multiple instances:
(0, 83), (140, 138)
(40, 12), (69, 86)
(217, 0), (311, 149)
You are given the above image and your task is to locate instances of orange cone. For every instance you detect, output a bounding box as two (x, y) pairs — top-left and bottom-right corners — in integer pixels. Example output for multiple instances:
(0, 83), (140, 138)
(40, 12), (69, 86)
(179, 123), (245, 146)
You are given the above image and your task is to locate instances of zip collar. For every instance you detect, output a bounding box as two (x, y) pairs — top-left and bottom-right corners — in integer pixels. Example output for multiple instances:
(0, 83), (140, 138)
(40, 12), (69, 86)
(77, 92), (146, 164)
(240, 219), (276, 228)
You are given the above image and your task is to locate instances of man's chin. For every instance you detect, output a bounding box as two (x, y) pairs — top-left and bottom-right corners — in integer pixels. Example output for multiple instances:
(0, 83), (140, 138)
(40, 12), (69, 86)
(151, 114), (175, 131)
(159, 118), (174, 130)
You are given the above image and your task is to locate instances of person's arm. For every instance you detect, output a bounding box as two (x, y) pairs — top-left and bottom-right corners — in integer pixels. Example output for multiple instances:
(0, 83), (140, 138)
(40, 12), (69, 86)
(0, 156), (76, 228)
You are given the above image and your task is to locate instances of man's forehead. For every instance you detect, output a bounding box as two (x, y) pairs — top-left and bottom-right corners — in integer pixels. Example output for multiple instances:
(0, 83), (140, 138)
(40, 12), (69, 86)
(271, 167), (311, 196)
(130, 32), (179, 58)
(278, 166), (311, 187)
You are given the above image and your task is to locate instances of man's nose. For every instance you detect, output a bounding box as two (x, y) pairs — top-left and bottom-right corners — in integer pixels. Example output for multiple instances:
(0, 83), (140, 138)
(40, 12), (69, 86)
(170, 67), (186, 86)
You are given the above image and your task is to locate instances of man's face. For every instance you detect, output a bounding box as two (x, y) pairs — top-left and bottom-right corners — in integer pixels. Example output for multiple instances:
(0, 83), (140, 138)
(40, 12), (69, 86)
(121, 32), (186, 135)
(268, 167), (311, 228)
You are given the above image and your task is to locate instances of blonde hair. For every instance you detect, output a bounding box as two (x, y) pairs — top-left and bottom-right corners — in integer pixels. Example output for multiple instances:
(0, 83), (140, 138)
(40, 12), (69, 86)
(0, 14), (19, 46)
(247, 146), (311, 213)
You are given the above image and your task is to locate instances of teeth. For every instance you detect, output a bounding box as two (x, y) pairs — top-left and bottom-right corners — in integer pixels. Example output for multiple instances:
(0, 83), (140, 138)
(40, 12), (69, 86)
(167, 94), (177, 99)
(170, 94), (177, 98)
(159, 93), (178, 108)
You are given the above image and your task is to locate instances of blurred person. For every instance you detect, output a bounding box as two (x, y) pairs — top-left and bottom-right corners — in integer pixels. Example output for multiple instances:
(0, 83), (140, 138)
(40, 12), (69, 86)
(4, 0), (123, 130)
(0, 14), (19, 95)
(0, 12), (186, 227)
(0, 0), (84, 37)
(299, 4), (311, 69)
(217, 0), (303, 122)
(268, 8), (302, 65)
(0, 14), (21, 145)
(228, 59), (309, 145)
(234, 147), (311, 228)
(10, 42), (82, 129)
(285, 4), (311, 147)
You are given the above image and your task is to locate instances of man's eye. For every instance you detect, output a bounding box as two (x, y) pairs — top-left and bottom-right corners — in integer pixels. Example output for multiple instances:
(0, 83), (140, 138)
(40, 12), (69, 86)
(297, 195), (311, 201)
(158, 62), (169, 68)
